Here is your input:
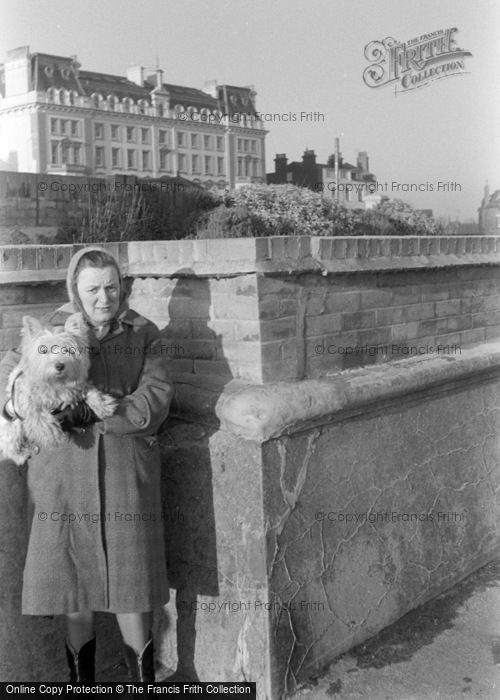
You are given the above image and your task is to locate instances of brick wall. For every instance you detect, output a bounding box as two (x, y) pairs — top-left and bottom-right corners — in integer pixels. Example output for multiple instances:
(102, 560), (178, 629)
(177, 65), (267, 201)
(295, 266), (500, 378)
(1, 238), (500, 392)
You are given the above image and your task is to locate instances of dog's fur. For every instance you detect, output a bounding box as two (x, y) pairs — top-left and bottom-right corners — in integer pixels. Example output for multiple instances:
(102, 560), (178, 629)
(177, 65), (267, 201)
(0, 314), (117, 465)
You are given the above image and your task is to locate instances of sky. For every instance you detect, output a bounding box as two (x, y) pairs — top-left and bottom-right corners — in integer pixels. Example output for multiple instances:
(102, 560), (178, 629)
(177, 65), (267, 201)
(2, 0), (499, 220)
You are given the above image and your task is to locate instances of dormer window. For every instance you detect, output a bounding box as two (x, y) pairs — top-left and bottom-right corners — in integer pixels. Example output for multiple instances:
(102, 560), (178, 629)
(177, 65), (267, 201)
(122, 97), (133, 113)
(59, 89), (67, 105)
(108, 95), (118, 110)
(47, 87), (57, 103)
(91, 93), (102, 109)
(157, 103), (164, 117)
(44, 65), (54, 78)
(138, 99), (148, 115)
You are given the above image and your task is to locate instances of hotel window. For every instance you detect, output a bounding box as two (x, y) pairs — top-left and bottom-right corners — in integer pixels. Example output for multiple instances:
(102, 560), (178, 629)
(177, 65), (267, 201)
(95, 123), (104, 139)
(50, 118), (58, 135)
(159, 130), (168, 145)
(95, 147), (105, 168)
(237, 139), (243, 152)
(141, 128), (150, 144)
(204, 156), (212, 175)
(251, 140), (257, 154)
(127, 149), (136, 169)
(237, 158), (242, 177)
(126, 127), (135, 142)
(112, 148), (121, 168)
(50, 141), (59, 164)
(159, 151), (169, 171)
(142, 151), (151, 170)
(243, 139), (249, 152)
(60, 120), (69, 136)
(177, 132), (185, 147)
(191, 133), (200, 149)
(111, 124), (120, 140)
(61, 143), (70, 165)
(216, 136), (224, 151)
(217, 157), (224, 176)
(203, 135), (211, 150)
(191, 154), (200, 173)
(70, 120), (79, 137)
(73, 144), (81, 165)
(178, 153), (186, 172)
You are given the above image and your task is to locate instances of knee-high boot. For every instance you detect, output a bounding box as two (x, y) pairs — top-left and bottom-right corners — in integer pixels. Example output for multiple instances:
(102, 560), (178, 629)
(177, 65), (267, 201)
(65, 636), (96, 683)
(124, 635), (155, 682)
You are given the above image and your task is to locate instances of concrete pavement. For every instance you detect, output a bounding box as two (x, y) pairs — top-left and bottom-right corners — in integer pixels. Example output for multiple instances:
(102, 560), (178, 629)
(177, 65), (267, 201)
(290, 560), (500, 700)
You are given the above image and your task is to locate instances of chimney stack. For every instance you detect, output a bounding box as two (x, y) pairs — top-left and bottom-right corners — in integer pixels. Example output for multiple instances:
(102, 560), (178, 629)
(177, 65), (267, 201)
(274, 153), (288, 179)
(357, 151), (369, 173)
(127, 66), (145, 86)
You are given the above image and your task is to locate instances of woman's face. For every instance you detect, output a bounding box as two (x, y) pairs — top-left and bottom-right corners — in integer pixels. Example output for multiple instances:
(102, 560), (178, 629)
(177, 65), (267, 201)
(76, 266), (121, 325)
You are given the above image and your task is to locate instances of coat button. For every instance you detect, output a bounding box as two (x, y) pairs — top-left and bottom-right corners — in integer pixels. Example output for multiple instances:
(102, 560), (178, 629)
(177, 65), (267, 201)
(138, 417), (146, 426)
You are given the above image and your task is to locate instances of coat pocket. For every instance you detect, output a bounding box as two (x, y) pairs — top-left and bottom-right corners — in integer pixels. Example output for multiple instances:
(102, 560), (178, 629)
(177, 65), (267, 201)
(131, 434), (161, 462)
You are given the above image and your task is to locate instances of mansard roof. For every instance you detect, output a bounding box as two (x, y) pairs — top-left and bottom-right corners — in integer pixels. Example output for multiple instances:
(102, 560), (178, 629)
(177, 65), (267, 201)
(78, 70), (151, 102)
(32, 52), (82, 93)
(1, 48), (258, 114)
(155, 82), (218, 110)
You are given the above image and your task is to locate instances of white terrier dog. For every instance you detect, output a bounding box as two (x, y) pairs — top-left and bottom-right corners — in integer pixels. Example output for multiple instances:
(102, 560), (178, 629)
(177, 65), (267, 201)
(0, 313), (117, 465)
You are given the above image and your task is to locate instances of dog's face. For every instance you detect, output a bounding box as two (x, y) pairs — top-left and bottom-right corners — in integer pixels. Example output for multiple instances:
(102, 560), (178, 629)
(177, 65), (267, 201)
(21, 316), (91, 383)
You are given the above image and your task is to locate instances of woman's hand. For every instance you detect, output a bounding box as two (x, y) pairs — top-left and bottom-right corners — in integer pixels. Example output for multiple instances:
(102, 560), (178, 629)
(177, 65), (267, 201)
(52, 402), (99, 432)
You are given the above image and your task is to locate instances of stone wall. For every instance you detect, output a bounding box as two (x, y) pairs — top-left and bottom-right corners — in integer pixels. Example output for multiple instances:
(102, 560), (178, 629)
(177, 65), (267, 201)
(1, 237), (500, 697)
(0, 171), (99, 228)
(0, 171), (191, 232)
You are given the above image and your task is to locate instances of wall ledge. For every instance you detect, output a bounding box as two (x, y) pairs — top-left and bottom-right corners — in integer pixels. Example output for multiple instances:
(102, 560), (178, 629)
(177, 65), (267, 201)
(1, 236), (499, 284)
(216, 341), (500, 441)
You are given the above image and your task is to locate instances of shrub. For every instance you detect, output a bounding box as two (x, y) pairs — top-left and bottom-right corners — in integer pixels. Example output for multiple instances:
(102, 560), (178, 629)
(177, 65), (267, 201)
(195, 185), (444, 238)
(55, 183), (220, 244)
(370, 198), (444, 235)
(196, 205), (256, 238)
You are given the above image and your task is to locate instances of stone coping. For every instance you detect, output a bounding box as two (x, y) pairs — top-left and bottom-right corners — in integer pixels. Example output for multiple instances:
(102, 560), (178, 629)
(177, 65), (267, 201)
(0, 236), (499, 282)
(216, 341), (500, 441)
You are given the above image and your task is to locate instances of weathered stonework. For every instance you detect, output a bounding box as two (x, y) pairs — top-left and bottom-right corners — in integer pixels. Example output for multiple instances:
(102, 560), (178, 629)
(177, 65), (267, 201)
(156, 345), (500, 697)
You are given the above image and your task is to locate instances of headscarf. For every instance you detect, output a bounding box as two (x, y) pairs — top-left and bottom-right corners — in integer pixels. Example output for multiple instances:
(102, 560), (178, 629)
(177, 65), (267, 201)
(65, 246), (128, 326)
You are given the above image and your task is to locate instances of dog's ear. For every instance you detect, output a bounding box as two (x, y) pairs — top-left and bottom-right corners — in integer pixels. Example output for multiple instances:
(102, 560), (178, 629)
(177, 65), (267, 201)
(22, 315), (43, 339)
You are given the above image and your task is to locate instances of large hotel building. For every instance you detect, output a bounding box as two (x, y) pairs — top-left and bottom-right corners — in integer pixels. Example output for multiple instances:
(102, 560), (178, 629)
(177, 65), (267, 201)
(0, 46), (267, 189)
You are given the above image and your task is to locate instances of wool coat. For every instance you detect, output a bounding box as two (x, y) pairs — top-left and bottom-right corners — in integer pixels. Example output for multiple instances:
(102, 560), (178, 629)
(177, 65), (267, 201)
(0, 251), (172, 615)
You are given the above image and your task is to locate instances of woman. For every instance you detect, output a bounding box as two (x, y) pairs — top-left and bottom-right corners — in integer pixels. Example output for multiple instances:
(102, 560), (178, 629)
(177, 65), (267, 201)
(0, 246), (173, 682)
